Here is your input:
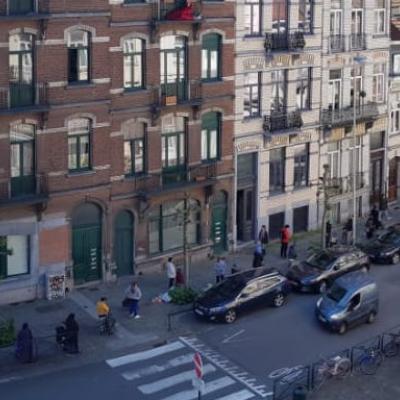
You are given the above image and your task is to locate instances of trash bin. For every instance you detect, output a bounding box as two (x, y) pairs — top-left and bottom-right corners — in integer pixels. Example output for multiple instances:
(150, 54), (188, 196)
(293, 386), (307, 400)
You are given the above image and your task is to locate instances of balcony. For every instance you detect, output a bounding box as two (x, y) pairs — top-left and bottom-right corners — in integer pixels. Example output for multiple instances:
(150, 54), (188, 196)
(0, 0), (50, 17)
(162, 167), (188, 187)
(326, 172), (365, 197)
(263, 110), (303, 133)
(328, 34), (345, 53)
(321, 103), (380, 128)
(152, 0), (201, 22)
(349, 33), (366, 50)
(0, 83), (48, 114)
(0, 174), (48, 208)
(264, 31), (305, 53)
(155, 80), (202, 109)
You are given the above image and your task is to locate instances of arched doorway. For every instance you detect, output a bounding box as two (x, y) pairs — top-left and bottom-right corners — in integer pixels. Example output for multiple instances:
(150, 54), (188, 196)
(114, 210), (134, 277)
(211, 191), (228, 254)
(72, 203), (102, 284)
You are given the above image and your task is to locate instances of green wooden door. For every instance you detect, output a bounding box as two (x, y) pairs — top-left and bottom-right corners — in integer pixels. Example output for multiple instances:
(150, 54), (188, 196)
(212, 191), (228, 254)
(114, 211), (134, 277)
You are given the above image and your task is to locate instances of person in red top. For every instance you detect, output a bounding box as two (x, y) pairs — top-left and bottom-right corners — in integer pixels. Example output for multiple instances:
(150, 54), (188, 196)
(280, 225), (291, 258)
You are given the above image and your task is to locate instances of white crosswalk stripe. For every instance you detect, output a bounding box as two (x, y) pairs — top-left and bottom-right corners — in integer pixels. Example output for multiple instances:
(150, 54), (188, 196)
(106, 339), (269, 400)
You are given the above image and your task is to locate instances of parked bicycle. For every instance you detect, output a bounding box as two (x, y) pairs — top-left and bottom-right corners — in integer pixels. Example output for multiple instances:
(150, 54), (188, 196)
(383, 332), (400, 358)
(313, 354), (351, 391)
(356, 345), (384, 375)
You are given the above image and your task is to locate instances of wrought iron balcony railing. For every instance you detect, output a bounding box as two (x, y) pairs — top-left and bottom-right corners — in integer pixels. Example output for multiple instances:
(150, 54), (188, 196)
(349, 33), (366, 50)
(326, 172), (365, 196)
(263, 110), (303, 133)
(321, 103), (380, 127)
(264, 31), (305, 52)
(328, 34), (346, 53)
(0, 83), (48, 111)
(153, 0), (201, 22)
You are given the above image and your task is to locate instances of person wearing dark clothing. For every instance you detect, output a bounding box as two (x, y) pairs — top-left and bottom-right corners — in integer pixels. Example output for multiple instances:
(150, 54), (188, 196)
(343, 218), (353, 245)
(325, 221), (332, 248)
(365, 217), (375, 240)
(371, 205), (380, 229)
(252, 251), (263, 268)
(280, 225), (291, 258)
(64, 313), (79, 354)
(15, 323), (33, 363)
(258, 225), (269, 255)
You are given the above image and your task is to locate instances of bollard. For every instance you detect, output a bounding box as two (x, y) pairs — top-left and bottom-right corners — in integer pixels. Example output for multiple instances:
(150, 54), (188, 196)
(293, 385), (307, 400)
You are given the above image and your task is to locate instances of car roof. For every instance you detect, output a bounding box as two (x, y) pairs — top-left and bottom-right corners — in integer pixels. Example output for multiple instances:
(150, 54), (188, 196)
(231, 267), (279, 283)
(334, 271), (376, 291)
(325, 245), (361, 256)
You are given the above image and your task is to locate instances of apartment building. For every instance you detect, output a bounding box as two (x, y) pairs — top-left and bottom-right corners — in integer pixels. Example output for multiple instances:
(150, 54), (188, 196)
(234, 0), (323, 242)
(0, 0), (235, 303)
(319, 0), (390, 225)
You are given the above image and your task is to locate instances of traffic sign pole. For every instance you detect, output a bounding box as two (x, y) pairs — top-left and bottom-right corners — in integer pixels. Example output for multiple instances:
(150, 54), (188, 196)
(193, 353), (204, 400)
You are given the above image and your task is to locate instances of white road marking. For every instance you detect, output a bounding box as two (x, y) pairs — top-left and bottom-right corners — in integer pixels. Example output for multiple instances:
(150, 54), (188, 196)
(106, 341), (184, 368)
(0, 377), (22, 385)
(222, 329), (245, 344)
(138, 363), (216, 394)
(161, 376), (236, 400)
(214, 389), (256, 400)
(122, 353), (194, 381)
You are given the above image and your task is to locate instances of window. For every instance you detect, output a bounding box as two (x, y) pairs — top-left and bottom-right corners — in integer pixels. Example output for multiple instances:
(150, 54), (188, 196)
(296, 68), (311, 110)
(149, 200), (200, 254)
(123, 38), (144, 89)
(392, 54), (400, 76)
(0, 236), (29, 279)
(328, 69), (342, 110)
(372, 64), (385, 103)
(370, 131), (385, 150)
(9, 33), (34, 107)
(327, 141), (340, 178)
(243, 72), (261, 118)
(269, 147), (285, 194)
(160, 36), (186, 100)
(272, 0), (288, 35)
(391, 107), (400, 134)
(293, 144), (309, 188)
(270, 70), (287, 113)
(201, 112), (220, 162)
(10, 124), (35, 197)
(374, 0), (386, 34)
(201, 34), (221, 80)
(329, 1), (342, 51)
(351, 1), (364, 49)
(68, 30), (90, 83)
(244, 0), (261, 36)
(298, 0), (313, 33)
(349, 136), (361, 175)
(68, 118), (91, 172)
(123, 122), (145, 175)
(8, 0), (35, 15)
(350, 66), (363, 109)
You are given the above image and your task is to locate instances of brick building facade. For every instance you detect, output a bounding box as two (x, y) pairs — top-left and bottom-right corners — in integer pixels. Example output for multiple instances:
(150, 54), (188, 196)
(0, 0), (235, 303)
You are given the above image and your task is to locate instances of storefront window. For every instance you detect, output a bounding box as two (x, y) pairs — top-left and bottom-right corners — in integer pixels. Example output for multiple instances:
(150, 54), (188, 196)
(0, 236), (29, 278)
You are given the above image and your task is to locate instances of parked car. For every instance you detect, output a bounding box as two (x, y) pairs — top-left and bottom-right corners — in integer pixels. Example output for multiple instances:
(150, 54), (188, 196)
(286, 246), (370, 293)
(193, 268), (290, 324)
(359, 225), (400, 264)
(315, 271), (379, 334)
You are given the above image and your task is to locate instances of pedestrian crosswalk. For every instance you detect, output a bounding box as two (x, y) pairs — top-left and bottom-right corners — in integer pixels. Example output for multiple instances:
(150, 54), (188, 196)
(106, 337), (272, 400)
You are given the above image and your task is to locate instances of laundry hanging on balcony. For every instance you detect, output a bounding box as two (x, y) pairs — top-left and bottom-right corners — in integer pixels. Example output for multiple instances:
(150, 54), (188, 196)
(165, 0), (194, 21)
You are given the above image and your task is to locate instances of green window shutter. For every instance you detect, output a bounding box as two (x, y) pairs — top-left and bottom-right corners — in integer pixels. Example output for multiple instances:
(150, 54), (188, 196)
(202, 112), (219, 130)
(202, 34), (220, 50)
(0, 237), (7, 279)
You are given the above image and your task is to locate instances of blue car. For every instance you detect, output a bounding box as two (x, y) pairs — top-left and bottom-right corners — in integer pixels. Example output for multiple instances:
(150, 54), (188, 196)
(193, 268), (290, 324)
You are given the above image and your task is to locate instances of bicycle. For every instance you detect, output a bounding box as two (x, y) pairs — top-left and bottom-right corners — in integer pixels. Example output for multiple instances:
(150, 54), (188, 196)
(312, 354), (351, 391)
(99, 313), (116, 336)
(383, 332), (400, 358)
(356, 345), (384, 375)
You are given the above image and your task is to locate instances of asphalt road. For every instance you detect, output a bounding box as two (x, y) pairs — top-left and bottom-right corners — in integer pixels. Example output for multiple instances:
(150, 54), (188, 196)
(1, 261), (400, 400)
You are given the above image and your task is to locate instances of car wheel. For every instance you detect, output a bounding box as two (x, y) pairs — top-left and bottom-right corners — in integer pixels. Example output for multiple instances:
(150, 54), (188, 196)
(224, 309), (237, 324)
(392, 253), (400, 265)
(338, 322), (347, 335)
(367, 311), (377, 324)
(318, 281), (327, 294)
(273, 292), (286, 308)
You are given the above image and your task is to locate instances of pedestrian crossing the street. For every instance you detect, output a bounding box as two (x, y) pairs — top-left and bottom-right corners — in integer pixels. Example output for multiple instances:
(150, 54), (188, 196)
(106, 337), (272, 400)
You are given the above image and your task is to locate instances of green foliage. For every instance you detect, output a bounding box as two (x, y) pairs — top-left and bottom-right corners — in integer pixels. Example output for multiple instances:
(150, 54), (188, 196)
(168, 287), (198, 305)
(0, 319), (16, 347)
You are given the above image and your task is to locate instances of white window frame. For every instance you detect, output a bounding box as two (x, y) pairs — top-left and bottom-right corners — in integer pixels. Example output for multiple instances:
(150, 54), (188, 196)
(391, 108), (400, 134)
(374, 7), (386, 34)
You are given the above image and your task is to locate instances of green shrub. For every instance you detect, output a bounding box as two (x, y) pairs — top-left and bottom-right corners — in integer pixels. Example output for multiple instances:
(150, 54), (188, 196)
(0, 319), (15, 347)
(169, 287), (198, 305)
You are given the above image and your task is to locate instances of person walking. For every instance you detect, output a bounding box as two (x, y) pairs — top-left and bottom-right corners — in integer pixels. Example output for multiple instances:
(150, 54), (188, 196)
(280, 225), (291, 258)
(15, 323), (34, 363)
(214, 257), (226, 283)
(64, 313), (79, 354)
(258, 225), (269, 256)
(165, 257), (176, 289)
(325, 221), (332, 248)
(365, 217), (375, 240)
(253, 242), (264, 268)
(128, 281), (142, 319)
(343, 218), (353, 245)
(371, 205), (380, 229)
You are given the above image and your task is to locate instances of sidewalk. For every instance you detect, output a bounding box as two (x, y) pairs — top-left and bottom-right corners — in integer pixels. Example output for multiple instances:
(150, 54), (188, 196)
(1, 204), (400, 382)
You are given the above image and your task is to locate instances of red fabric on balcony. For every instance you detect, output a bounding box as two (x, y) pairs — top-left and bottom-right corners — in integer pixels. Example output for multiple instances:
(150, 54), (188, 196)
(165, 2), (194, 21)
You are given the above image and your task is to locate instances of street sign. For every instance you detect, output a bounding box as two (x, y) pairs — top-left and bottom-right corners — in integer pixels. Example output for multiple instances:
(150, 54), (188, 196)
(193, 352), (203, 379)
(192, 377), (205, 391)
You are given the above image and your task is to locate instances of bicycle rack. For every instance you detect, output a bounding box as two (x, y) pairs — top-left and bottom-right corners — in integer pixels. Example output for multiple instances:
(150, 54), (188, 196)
(272, 365), (311, 400)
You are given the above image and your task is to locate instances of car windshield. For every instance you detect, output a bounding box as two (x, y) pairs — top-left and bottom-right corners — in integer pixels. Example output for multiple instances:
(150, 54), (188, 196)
(306, 252), (334, 270)
(379, 230), (400, 244)
(210, 276), (246, 297)
(327, 283), (347, 302)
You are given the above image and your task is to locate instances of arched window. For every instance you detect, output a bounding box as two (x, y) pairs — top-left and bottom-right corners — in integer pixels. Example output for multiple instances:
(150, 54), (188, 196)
(68, 118), (92, 172)
(123, 38), (145, 90)
(201, 112), (220, 162)
(67, 29), (90, 83)
(9, 33), (34, 107)
(201, 34), (221, 80)
(149, 199), (200, 254)
(123, 121), (146, 176)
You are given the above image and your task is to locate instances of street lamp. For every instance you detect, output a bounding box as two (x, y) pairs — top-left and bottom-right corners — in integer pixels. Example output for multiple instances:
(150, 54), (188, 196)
(351, 54), (367, 245)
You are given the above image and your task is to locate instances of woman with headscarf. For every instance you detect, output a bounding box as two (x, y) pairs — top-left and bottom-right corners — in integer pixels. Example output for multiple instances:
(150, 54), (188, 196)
(15, 323), (33, 363)
(64, 313), (79, 354)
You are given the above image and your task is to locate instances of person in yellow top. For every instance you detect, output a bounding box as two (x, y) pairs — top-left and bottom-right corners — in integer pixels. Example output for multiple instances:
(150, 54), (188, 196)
(96, 297), (110, 317)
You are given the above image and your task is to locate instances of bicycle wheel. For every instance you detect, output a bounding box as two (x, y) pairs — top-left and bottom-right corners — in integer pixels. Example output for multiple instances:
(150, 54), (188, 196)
(383, 341), (399, 358)
(359, 352), (383, 375)
(336, 359), (351, 378)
